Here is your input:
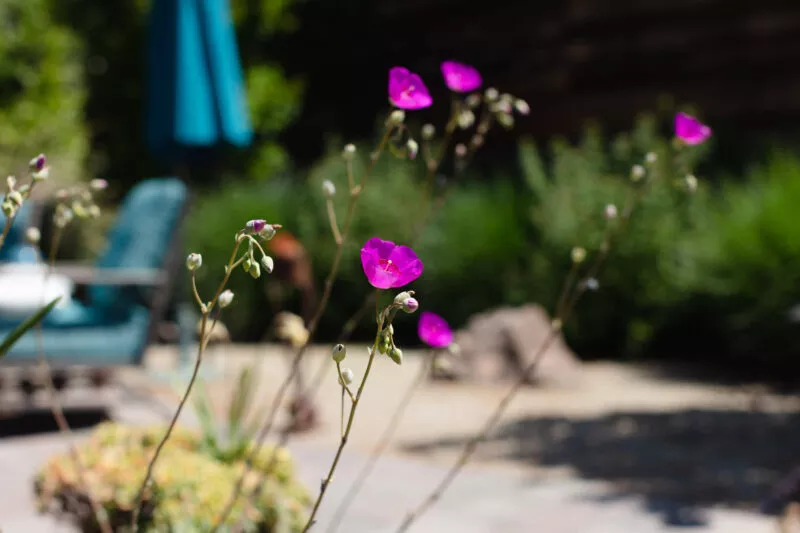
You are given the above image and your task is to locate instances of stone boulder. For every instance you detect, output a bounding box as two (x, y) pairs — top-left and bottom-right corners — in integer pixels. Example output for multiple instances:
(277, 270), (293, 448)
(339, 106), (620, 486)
(433, 304), (582, 387)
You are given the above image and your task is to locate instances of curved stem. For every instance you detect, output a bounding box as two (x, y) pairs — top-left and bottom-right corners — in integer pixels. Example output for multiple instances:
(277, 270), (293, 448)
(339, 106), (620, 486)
(33, 226), (113, 533)
(130, 239), (243, 531)
(210, 125), (394, 532)
(303, 300), (386, 532)
(326, 350), (433, 533)
(394, 160), (663, 533)
(325, 198), (342, 245)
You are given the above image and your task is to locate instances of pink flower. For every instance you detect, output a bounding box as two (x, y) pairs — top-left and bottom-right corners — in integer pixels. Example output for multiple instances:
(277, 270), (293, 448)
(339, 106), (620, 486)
(674, 112), (711, 145)
(440, 61), (482, 93)
(360, 237), (423, 289)
(418, 311), (452, 348)
(388, 67), (433, 110)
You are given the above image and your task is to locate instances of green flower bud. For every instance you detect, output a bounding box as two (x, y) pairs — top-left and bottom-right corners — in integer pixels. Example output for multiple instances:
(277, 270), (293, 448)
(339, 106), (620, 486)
(332, 343), (346, 363)
(388, 347), (403, 365)
(186, 253), (203, 271)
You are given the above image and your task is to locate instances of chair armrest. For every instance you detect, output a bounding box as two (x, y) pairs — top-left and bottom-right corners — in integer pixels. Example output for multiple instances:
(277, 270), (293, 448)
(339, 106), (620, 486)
(0, 263), (168, 286)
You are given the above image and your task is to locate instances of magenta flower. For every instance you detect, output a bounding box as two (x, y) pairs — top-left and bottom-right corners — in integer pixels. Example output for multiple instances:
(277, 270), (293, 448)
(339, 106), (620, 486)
(388, 67), (433, 110)
(674, 112), (711, 145)
(418, 311), (452, 348)
(360, 237), (423, 289)
(440, 61), (482, 93)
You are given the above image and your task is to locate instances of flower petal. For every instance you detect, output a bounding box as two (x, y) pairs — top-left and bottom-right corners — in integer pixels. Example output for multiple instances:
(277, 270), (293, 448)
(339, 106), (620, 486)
(388, 245), (424, 287)
(418, 311), (453, 348)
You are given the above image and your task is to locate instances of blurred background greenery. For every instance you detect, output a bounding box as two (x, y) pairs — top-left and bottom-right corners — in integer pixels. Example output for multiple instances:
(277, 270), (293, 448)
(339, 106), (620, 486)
(4, 0), (800, 373)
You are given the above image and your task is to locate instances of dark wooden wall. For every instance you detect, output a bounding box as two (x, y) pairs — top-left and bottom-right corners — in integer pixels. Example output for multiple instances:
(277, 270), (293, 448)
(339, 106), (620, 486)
(374, 0), (800, 137)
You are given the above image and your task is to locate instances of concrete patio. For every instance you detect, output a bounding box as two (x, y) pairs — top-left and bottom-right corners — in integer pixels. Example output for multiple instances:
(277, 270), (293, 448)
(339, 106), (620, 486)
(0, 344), (789, 532)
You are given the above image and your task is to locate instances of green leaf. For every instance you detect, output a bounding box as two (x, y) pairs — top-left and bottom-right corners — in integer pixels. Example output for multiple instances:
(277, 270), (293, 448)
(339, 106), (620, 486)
(0, 297), (61, 358)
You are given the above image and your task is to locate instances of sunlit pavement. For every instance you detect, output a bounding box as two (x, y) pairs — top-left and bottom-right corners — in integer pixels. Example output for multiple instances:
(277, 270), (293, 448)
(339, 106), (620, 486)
(0, 344), (783, 532)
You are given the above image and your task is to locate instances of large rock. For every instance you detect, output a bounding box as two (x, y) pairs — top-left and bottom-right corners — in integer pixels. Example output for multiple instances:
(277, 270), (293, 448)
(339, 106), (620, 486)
(434, 305), (582, 387)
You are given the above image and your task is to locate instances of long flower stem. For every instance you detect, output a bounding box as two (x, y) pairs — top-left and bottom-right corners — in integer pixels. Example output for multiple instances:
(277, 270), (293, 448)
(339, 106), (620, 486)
(302, 301), (386, 532)
(130, 240), (244, 531)
(210, 126), (394, 531)
(326, 350), (434, 533)
(394, 166), (659, 533)
(33, 226), (112, 533)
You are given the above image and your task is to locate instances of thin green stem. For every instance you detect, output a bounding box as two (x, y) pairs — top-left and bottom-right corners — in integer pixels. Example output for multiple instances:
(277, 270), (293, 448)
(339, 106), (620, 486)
(131, 239), (244, 531)
(394, 158), (664, 533)
(302, 300), (386, 532)
(32, 226), (112, 533)
(326, 198), (342, 245)
(210, 125), (394, 532)
(326, 349), (434, 533)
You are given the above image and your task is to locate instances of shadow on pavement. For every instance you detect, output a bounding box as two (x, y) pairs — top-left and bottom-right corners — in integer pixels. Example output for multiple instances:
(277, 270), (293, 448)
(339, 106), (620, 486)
(404, 408), (799, 526)
(0, 407), (110, 438)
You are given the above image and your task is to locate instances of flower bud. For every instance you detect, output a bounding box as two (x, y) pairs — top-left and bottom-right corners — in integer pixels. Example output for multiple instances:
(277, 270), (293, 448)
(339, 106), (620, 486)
(484, 87), (499, 102)
(339, 367), (354, 386)
(246, 219), (266, 234)
(322, 180), (336, 198)
(25, 227), (40, 245)
(497, 112), (515, 129)
(406, 138), (419, 160)
(604, 204), (618, 220)
(571, 246), (586, 264)
(388, 109), (406, 126)
(90, 178), (108, 191)
(584, 278), (600, 291)
(249, 261), (261, 279)
(243, 257), (253, 274)
(514, 99), (531, 115)
(388, 347), (403, 365)
(465, 93), (482, 108)
(645, 152), (658, 165)
(421, 124), (435, 140)
(1, 201), (15, 218)
(630, 164), (646, 182)
(186, 253), (203, 271)
(88, 205), (101, 218)
(218, 289), (234, 308)
(685, 174), (698, 193)
(6, 176), (16, 190)
(261, 255), (274, 274)
(457, 110), (475, 130)
(29, 154), (46, 172)
(7, 190), (23, 207)
(332, 343), (346, 363)
(394, 291), (419, 313)
(32, 167), (50, 181)
(454, 144), (468, 158)
(342, 144), (357, 161)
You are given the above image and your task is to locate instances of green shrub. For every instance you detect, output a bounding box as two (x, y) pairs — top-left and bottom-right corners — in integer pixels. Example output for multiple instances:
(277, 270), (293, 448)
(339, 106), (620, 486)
(0, 0), (87, 189)
(35, 422), (309, 532)
(665, 150), (800, 366)
(519, 114), (713, 356)
(188, 140), (529, 343)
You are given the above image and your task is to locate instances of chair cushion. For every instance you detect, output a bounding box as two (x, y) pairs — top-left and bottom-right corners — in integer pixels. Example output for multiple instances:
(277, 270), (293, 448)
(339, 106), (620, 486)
(0, 264), (74, 318)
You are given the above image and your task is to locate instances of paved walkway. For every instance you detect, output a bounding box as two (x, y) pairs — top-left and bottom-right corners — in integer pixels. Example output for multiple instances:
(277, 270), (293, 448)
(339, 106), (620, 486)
(0, 344), (789, 532)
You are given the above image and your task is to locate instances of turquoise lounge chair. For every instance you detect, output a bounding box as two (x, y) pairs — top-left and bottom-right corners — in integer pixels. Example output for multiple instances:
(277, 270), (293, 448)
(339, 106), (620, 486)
(0, 178), (188, 366)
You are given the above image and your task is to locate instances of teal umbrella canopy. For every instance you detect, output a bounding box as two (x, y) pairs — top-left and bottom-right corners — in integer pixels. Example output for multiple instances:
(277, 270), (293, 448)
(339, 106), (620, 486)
(146, 0), (253, 162)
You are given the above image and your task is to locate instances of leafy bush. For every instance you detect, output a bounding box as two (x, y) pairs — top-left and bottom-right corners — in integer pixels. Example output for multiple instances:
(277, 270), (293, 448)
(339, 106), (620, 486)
(661, 150), (800, 368)
(35, 422), (310, 532)
(0, 0), (87, 190)
(188, 140), (529, 344)
(519, 114), (713, 356)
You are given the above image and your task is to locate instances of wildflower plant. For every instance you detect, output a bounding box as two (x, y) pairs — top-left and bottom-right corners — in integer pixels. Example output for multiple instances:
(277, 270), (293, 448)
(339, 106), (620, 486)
(44, 57), (715, 533)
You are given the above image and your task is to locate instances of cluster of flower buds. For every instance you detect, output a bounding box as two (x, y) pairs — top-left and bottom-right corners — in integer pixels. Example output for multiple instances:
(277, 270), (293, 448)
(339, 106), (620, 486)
(52, 178), (107, 229)
(240, 219), (278, 279)
(2, 154), (55, 219)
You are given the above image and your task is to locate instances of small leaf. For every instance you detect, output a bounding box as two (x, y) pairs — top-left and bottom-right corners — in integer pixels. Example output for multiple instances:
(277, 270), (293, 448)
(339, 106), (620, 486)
(0, 297), (61, 358)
